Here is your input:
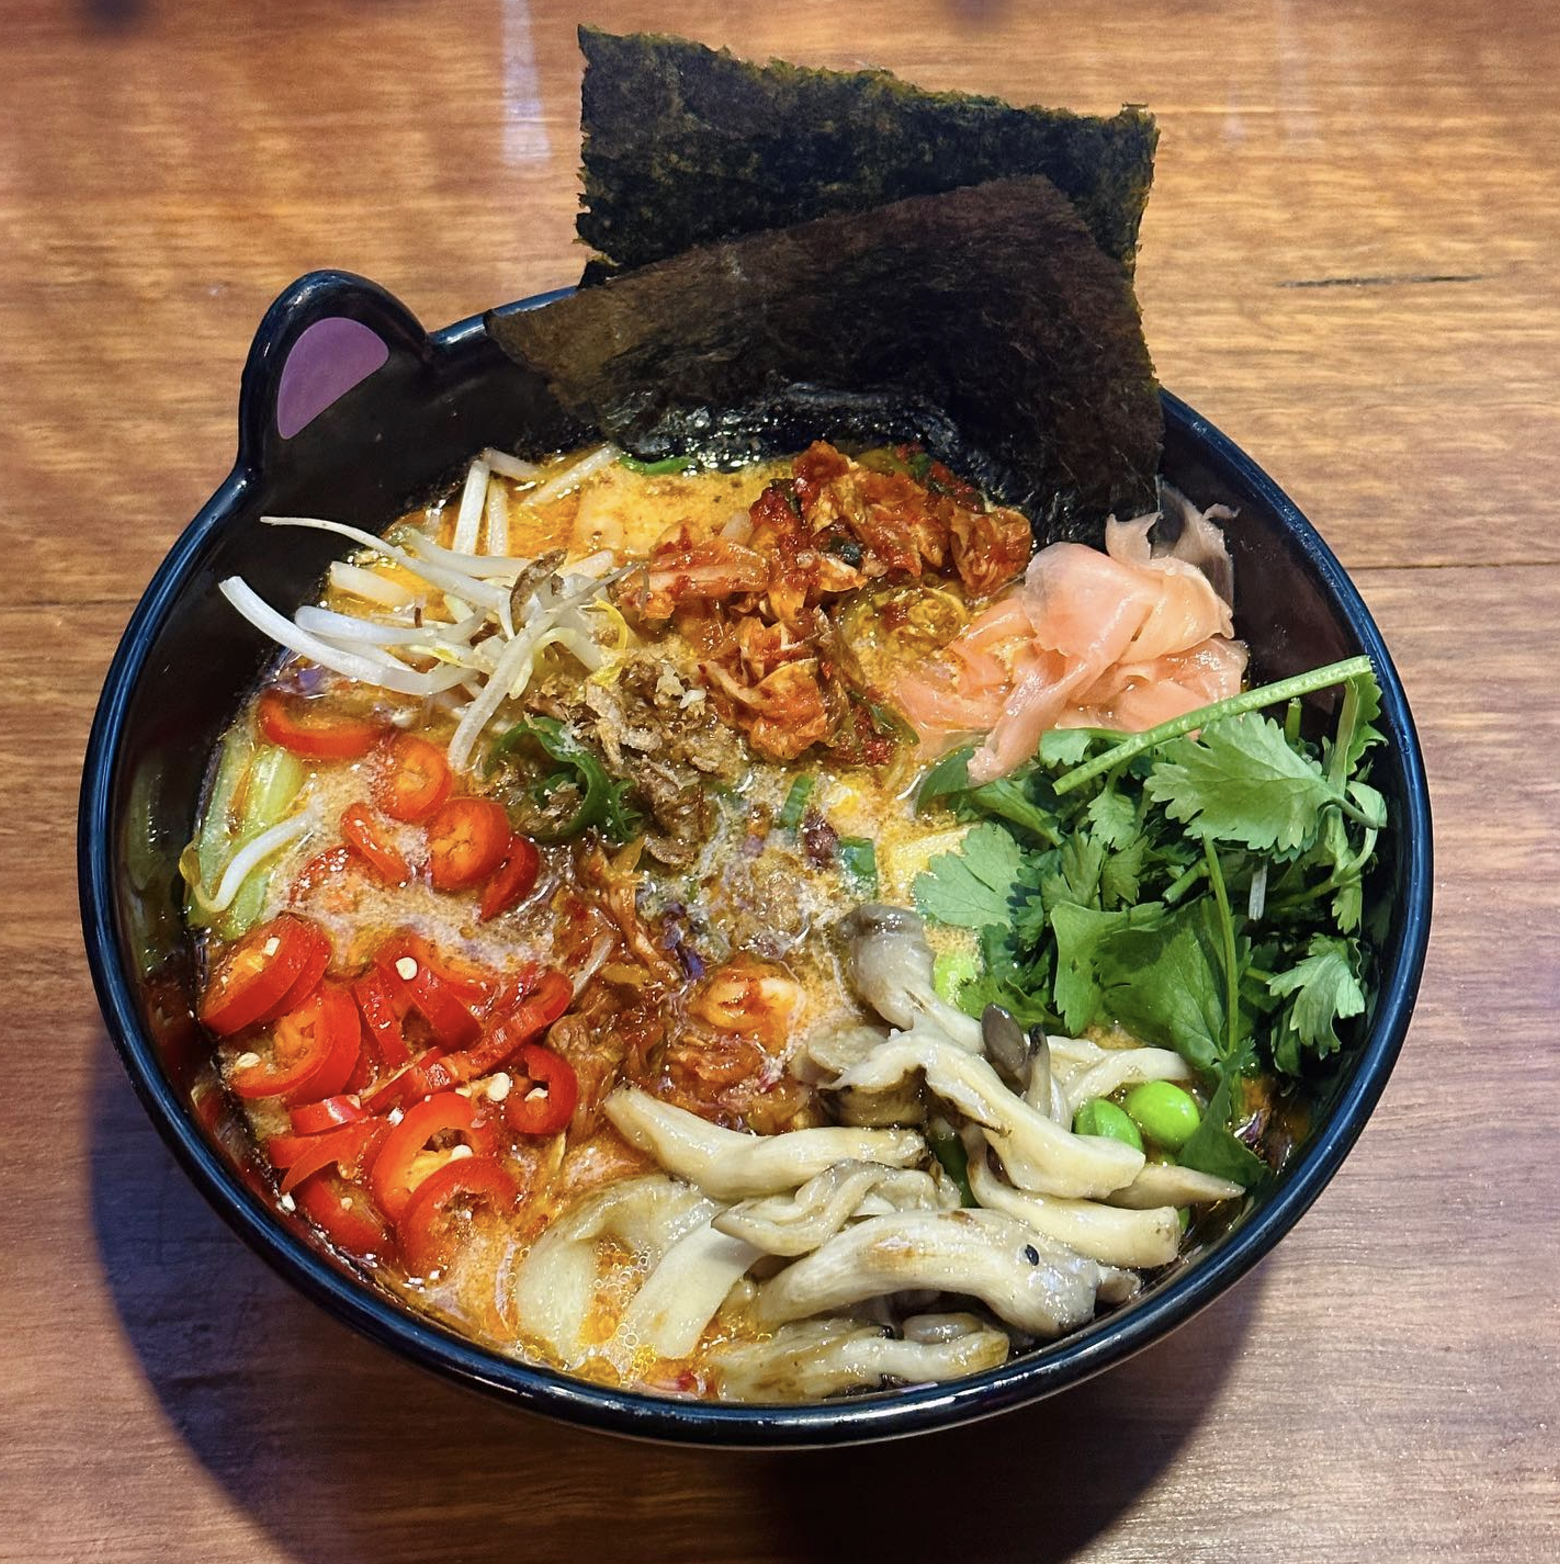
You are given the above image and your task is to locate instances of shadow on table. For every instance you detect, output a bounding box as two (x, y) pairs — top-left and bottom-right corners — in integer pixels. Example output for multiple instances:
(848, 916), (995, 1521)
(91, 1037), (1260, 1564)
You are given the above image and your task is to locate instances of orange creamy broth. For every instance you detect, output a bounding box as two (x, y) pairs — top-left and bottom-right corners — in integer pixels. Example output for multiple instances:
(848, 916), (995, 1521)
(197, 445), (1002, 1389)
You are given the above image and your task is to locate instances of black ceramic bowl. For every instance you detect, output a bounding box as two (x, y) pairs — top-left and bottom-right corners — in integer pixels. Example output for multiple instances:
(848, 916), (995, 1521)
(79, 271), (1432, 1446)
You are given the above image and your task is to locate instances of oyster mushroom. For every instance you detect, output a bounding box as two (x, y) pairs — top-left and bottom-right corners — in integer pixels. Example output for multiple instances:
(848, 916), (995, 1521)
(602, 1087), (926, 1200)
(504, 1175), (716, 1365)
(754, 1209), (1108, 1338)
(1106, 1162), (1246, 1210)
(827, 1036), (1143, 1199)
(713, 1161), (952, 1256)
(798, 1023), (922, 1125)
(837, 904), (983, 1051)
(966, 1143), (1180, 1269)
(708, 1316), (1011, 1403)
(1048, 1035), (1196, 1116)
(981, 1004), (1069, 1121)
(608, 1219), (762, 1365)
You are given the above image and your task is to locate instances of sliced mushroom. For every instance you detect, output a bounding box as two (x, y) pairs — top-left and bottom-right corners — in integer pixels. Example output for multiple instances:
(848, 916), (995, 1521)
(608, 1220), (762, 1365)
(713, 1162), (949, 1256)
(504, 1175), (715, 1365)
(828, 1036), (1143, 1200)
(838, 904), (983, 1051)
(708, 1317), (1010, 1403)
(602, 1087), (926, 1201)
(1059, 1045), (1195, 1116)
(967, 1147), (1181, 1269)
(800, 1023), (923, 1124)
(1106, 1162), (1246, 1209)
(900, 1311), (995, 1346)
(754, 1209), (1107, 1338)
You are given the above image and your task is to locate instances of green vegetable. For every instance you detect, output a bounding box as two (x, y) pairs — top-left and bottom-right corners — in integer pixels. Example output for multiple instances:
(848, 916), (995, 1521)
(777, 774), (816, 832)
(488, 716), (640, 842)
(1071, 1098), (1143, 1152)
(188, 727), (255, 926)
(932, 949), (979, 1006)
(911, 659), (1389, 1189)
(618, 452), (698, 476)
(911, 823), (1023, 929)
(929, 1127), (976, 1207)
(186, 733), (305, 939)
(837, 837), (879, 897)
(1123, 1081), (1201, 1151)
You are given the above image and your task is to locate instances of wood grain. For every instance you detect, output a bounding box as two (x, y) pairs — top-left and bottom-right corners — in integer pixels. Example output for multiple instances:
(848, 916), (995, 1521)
(2, 1), (1558, 1560)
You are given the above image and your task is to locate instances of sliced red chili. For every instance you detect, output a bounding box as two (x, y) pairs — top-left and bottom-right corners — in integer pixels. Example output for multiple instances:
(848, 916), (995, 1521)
(376, 733), (453, 823)
(277, 1118), (390, 1195)
(293, 1168), (392, 1258)
(427, 797), (510, 892)
(268, 922), (332, 1018)
(502, 1043), (579, 1137)
(340, 801), (412, 885)
(382, 934), (500, 1009)
(353, 969), (411, 1068)
(361, 1048), (458, 1115)
(198, 914), (320, 1036)
(289, 1093), (367, 1136)
(288, 844), (356, 905)
(229, 982), (361, 1102)
(447, 969), (573, 1080)
(397, 1154), (519, 1277)
(258, 689), (383, 760)
(478, 835), (541, 923)
(376, 940), (481, 1049)
(370, 1092), (496, 1220)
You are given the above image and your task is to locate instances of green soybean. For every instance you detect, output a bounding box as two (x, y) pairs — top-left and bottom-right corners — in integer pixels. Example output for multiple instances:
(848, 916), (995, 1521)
(1072, 1098), (1144, 1152)
(1124, 1080), (1202, 1151)
(932, 949), (979, 1006)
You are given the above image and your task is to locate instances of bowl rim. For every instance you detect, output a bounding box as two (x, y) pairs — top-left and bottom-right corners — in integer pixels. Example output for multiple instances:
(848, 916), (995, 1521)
(78, 279), (1433, 1448)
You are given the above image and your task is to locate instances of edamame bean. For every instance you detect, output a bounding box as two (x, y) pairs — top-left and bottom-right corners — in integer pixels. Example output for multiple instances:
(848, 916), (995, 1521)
(1072, 1097), (1144, 1152)
(932, 949), (978, 1006)
(1124, 1080), (1201, 1151)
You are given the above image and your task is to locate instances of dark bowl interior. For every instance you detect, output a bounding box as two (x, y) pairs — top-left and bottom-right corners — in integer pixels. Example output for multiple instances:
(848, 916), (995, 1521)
(79, 271), (1432, 1446)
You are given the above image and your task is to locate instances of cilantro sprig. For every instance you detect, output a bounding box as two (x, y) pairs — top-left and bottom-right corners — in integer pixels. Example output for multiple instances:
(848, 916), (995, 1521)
(912, 657), (1388, 1189)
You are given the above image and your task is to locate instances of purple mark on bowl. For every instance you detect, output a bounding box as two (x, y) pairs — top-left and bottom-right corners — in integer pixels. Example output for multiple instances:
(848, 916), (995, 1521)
(275, 317), (390, 439)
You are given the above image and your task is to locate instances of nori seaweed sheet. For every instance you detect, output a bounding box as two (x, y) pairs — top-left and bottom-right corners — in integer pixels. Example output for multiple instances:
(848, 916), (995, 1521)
(577, 27), (1157, 277)
(490, 175), (1161, 541)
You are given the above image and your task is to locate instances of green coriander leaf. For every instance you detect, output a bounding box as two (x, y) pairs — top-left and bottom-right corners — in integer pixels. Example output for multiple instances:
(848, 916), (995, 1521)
(1039, 728), (1095, 767)
(1331, 875), (1363, 936)
(1178, 1074), (1267, 1188)
(959, 924), (1056, 1028)
(965, 775), (1062, 842)
(1146, 712), (1337, 852)
(1267, 934), (1366, 1060)
(913, 823), (1025, 929)
(1097, 899), (1226, 1075)
(1041, 832), (1105, 912)
(1100, 832), (1149, 909)
(1085, 784), (1137, 848)
(1051, 900), (1166, 1036)
(1347, 778), (1387, 830)
(915, 746), (973, 809)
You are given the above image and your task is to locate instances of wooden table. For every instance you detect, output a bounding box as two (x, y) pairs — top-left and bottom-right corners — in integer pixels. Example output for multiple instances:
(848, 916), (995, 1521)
(4, 1), (1556, 1559)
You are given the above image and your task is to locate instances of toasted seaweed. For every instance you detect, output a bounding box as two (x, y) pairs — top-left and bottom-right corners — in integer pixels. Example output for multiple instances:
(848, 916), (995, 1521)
(490, 175), (1161, 540)
(577, 27), (1157, 277)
